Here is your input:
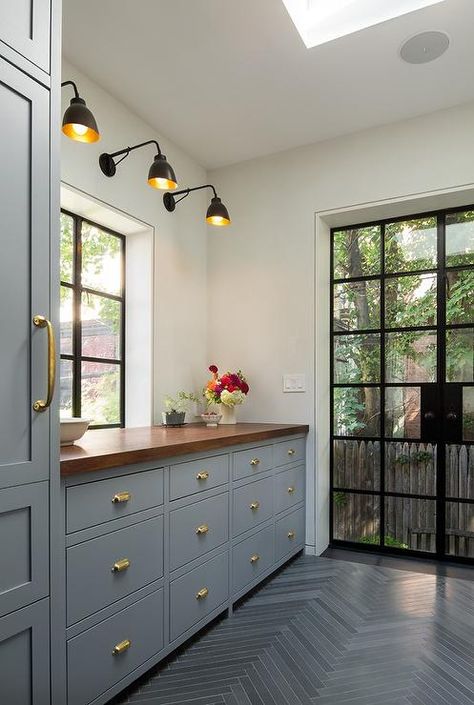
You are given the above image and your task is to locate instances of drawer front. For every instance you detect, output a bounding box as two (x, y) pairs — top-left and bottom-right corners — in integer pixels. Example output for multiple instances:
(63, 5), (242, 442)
(233, 445), (273, 481)
(275, 507), (305, 562)
(67, 516), (164, 626)
(275, 465), (305, 515)
(66, 468), (164, 534)
(273, 438), (305, 467)
(170, 493), (228, 571)
(232, 525), (274, 594)
(232, 476), (273, 537)
(170, 552), (228, 642)
(68, 588), (164, 705)
(170, 454), (229, 501)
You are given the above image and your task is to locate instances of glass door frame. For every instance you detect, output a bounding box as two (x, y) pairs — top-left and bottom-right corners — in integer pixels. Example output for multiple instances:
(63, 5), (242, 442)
(329, 203), (474, 564)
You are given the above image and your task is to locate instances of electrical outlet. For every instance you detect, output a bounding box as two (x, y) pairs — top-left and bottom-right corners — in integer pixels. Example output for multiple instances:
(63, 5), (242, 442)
(283, 374), (306, 393)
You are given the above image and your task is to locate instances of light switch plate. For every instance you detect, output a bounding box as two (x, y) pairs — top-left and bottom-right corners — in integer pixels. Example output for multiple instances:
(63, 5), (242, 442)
(283, 373), (306, 393)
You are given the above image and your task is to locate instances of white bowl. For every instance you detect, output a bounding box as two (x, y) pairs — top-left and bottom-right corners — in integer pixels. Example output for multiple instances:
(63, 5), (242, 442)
(201, 412), (222, 428)
(60, 418), (90, 446)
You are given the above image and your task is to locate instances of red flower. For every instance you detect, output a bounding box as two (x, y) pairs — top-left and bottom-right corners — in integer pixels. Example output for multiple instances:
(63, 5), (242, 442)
(209, 365), (218, 374)
(221, 374), (232, 387)
(241, 381), (249, 394)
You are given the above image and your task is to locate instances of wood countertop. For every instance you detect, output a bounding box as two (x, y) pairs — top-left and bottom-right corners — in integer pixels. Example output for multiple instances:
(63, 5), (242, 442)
(60, 423), (309, 477)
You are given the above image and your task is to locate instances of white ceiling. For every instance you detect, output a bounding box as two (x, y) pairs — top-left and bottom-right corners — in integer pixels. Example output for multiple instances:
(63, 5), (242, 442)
(62, 0), (474, 169)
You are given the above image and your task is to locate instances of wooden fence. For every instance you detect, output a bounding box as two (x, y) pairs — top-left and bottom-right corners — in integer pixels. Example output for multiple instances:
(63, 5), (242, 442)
(333, 440), (474, 557)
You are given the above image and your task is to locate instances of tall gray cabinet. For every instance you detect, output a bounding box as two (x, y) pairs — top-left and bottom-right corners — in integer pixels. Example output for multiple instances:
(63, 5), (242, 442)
(0, 1), (60, 703)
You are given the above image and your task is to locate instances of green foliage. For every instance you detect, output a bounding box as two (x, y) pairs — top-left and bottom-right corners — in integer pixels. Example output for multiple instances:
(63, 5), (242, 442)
(395, 450), (433, 466)
(359, 534), (408, 549)
(164, 391), (199, 413)
(333, 492), (349, 507)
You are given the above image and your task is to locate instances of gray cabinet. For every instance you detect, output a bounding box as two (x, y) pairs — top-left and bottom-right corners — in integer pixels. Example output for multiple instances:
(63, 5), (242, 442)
(0, 0), (51, 73)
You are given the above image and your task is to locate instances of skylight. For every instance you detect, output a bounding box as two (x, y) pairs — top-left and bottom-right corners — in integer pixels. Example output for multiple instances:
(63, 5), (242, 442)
(281, 0), (446, 48)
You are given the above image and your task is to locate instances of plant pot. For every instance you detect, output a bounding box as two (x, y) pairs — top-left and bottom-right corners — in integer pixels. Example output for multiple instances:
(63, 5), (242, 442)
(219, 404), (237, 425)
(162, 411), (186, 426)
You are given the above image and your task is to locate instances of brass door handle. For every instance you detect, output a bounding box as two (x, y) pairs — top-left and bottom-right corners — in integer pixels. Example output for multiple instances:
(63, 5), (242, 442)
(250, 458), (260, 466)
(112, 558), (131, 573)
(112, 639), (131, 656)
(196, 524), (209, 535)
(112, 491), (131, 504)
(196, 587), (209, 600)
(288, 448), (296, 456)
(250, 501), (260, 511)
(32, 315), (56, 412)
(288, 486), (295, 494)
(196, 471), (210, 480)
(288, 530), (296, 540)
(250, 554), (260, 564)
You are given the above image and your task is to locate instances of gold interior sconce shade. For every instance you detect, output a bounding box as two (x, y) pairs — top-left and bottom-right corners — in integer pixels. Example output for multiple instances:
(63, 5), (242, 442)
(61, 80), (100, 143)
(99, 140), (177, 191)
(163, 184), (231, 227)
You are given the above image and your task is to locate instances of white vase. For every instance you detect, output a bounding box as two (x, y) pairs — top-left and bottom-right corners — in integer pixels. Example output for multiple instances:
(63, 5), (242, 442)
(219, 404), (237, 425)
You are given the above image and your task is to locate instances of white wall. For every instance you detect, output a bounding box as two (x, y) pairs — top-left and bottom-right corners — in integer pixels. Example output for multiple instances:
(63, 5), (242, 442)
(61, 61), (209, 420)
(208, 101), (474, 554)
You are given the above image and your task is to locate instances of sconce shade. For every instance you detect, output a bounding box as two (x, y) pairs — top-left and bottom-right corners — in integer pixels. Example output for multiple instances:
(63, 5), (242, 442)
(206, 196), (231, 226)
(62, 97), (100, 143)
(148, 154), (178, 190)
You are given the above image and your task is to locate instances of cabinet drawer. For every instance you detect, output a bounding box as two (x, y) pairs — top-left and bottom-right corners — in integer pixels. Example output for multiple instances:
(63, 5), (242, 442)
(233, 445), (273, 481)
(67, 588), (164, 705)
(275, 507), (305, 562)
(232, 525), (274, 594)
(275, 466), (305, 515)
(170, 454), (228, 500)
(170, 552), (228, 642)
(66, 468), (163, 533)
(233, 476), (273, 537)
(67, 516), (164, 626)
(273, 438), (305, 467)
(170, 493), (228, 571)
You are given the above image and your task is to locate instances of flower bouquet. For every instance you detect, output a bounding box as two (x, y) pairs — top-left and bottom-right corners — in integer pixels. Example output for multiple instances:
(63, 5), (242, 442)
(204, 365), (249, 424)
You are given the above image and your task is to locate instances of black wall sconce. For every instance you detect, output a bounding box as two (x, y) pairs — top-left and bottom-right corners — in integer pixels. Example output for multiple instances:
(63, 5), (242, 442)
(99, 140), (178, 191)
(62, 80), (100, 143)
(163, 184), (231, 226)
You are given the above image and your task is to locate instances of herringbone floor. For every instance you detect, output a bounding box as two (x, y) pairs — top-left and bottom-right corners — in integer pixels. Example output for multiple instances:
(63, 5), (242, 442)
(112, 555), (474, 705)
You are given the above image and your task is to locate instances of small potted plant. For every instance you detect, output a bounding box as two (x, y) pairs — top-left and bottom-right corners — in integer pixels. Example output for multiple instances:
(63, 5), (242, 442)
(162, 391), (198, 427)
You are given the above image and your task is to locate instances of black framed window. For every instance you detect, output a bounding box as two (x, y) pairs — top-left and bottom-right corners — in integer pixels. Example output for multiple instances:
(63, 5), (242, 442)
(60, 210), (126, 428)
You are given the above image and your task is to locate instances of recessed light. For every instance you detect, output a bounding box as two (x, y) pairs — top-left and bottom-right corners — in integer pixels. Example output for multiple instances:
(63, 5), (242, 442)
(282, 0), (446, 48)
(400, 30), (450, 63)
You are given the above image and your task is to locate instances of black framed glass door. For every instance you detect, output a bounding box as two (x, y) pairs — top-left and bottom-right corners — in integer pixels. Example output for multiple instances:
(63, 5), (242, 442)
(330, 206), (474, 562)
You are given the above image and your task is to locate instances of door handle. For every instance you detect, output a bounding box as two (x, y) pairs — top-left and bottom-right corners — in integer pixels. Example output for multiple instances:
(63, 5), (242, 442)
(423, 411), (435, 421)
(446, 412), (458, 422)
(33, 315), (56, 412)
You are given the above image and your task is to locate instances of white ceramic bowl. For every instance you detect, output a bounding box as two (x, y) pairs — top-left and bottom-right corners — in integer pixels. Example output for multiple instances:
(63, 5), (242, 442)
(60, 418), (90, 446)
(201, 412), (222, 428)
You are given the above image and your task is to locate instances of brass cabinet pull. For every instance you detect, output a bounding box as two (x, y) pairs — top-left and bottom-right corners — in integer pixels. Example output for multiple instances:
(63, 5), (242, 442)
(250, 501), (260, 511)
(288, 530), (296, 540)
(112, 639), (131, 656)
(112, 558), (131, 573)
(196, 587), (209, 600)
(250, 458), (260, 466)
(288, 448), (296, 456)
(196, 524), (209, 535)
(250, 554), (260, 564)
(288, 486), (295, 494)
(32, 315), (56, 412)
(196, 471), (210, 480)
(112, 491), (131, 504)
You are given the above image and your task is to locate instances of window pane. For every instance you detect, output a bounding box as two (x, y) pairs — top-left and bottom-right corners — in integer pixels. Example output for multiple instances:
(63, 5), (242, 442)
(333, 280), (380, 331)
(385, 442), (436, 495)
(446, 210), (474, 268)
(333, 492), (380, 544)
(385, 387), (421, 438)
(446, 328), (474, 382)
(445, 502), (474, 558)
(334, 387), (380, 437)
(81, 222), (122, 295)
(60, 286), (73, 355)
(81, 361), (120, 425)
(385, 497), (436, 552)
(333, 440), (380, 491)
(385, 273), (437, 329)
(385, 217), (437, 273)
(464, 389), (474, 442)
(81, 292), (121, 360)
(385, 331), (437, 383)
(446, 269), (474, 325)
(333, 226), (381, 279)
(60, 213), (74, 283)
(59, 358), (73, 417)
(334, 333), (380, 383)
(446, 444), (474, 499)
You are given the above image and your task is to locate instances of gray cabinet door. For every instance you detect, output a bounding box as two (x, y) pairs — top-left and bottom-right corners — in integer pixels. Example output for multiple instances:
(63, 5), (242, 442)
(0, 598), (50, 704)
(0, 0), (50, 73)
(0, 57), (50, 491)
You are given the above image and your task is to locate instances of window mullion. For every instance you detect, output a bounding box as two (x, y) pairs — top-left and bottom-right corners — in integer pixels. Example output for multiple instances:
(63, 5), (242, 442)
(73, 215), (82, 418)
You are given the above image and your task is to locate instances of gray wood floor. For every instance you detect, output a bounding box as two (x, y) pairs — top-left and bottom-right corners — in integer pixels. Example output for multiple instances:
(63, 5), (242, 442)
(112, 554), (474, 705)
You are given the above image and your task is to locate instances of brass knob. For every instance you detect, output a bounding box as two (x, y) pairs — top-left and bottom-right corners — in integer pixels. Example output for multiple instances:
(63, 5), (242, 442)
(250, 501), (260, 511)
(288, 486), (295, 494)
(112, 558), (131, 573)
(196, 471), (210, 480)
(196, 524), (209, 535)
(196, 587), (209, 600)
(112, 639), (131, 656)
(288, 448), (295, 456)
(112, 491), (131, 504)
(250, 554), (260, 564)
(250, 458), (260, 466)
(288, 530), (296, 540)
